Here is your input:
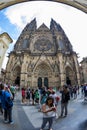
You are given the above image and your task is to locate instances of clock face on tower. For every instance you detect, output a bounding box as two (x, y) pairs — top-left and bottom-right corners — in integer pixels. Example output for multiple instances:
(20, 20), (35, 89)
(34, 38), (52, 51)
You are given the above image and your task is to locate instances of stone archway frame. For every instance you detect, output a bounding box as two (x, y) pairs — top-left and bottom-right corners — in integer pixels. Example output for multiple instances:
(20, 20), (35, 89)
(13, 65), (21, 75)
(65, 62), (73, 71)
(0, 0), (87, 13)
(65, 62), (75, 85)
(34, 61), (52, 76)
(33, 61), (53, 87)
(32, 56), (53, 73)
(12, 65), (21, 84)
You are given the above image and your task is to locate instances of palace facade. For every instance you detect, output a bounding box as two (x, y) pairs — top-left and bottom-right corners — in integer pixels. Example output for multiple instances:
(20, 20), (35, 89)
(5, 18), (80, 89)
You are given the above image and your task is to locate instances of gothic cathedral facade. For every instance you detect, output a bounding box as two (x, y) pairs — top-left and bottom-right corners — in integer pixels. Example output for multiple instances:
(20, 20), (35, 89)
(5, 18), (80, 89)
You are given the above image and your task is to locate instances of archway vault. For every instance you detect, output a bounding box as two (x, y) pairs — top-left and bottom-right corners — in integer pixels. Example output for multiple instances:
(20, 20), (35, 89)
(0, 0), (87, 13)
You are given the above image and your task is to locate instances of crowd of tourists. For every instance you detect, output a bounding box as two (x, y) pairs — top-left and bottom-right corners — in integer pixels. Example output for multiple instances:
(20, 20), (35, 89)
(20, 84), (79, 130)
(20, 83), (87, 130)
(0, 81), (87, 129)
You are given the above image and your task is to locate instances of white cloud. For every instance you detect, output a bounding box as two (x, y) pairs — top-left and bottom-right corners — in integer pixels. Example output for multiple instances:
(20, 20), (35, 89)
(5, 1), (73, 29)
(4, 1), (87, 62)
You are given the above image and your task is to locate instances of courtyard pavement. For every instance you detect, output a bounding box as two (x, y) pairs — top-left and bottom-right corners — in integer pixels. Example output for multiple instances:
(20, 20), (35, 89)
(0, 90), (87, 130)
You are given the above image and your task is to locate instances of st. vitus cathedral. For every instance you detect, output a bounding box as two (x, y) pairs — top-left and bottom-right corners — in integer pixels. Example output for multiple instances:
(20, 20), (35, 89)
(5, 18), (80, 89)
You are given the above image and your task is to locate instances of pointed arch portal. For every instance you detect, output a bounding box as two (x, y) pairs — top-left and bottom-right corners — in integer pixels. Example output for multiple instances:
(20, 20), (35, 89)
(66, 76), (71, 85)
(35, 62), (51, 88)
(13, 66), (21, 86)
(65, 66), (76, 85)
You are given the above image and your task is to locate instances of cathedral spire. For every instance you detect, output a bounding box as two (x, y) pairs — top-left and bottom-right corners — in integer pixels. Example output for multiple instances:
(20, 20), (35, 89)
(50, 18), (63, 33)
(22, 18), (37, 33)
(14, 18), (37, 51)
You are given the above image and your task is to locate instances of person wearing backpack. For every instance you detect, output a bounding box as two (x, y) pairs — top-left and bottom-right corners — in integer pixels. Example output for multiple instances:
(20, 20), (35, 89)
(0, 83), (3, 115)
(2, 84), (13, 124)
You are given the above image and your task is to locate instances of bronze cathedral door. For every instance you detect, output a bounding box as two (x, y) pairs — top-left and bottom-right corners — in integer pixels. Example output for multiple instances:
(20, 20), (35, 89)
(38, 77), (48, 89)
(44, 77), (48, 89)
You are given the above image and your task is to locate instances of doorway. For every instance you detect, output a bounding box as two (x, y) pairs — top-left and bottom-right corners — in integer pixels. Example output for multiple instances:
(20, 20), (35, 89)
(15, 76), (20, 86)
(44, 77), (48, 89)
(38, 77), (42, 88)
(38, 77), (49, 89)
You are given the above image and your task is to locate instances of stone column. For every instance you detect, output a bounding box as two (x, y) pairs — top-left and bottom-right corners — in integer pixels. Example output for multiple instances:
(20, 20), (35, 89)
(20, 54), (28, 87)
(73, 53), (80, 85)
(58, 53), (65, 87)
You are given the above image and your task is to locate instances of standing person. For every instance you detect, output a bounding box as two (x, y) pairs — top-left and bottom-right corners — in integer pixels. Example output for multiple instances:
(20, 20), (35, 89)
(31, 89), (35, 105)
(73, 86), (77, 99)
(21, 87), (26, 103)
(81, 84), (84, 97)
(40, 96), (56, 130)
(60, 85), (70, 117)
(38, 87), (43, 111)
(38, 89), (48, 112)
(10, 85), (16, 100)
(83, 83), (87, 101)
(0, 83), (3, 114)
(1, 84), (13, 124)
(49, 89), (60, 118)
(26, 87), (30, 104)
(34, 89), (39, 104)
(49, 89), (60, 107)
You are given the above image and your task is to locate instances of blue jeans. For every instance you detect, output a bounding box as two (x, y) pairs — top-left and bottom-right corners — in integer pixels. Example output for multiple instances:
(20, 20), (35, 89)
(61, 102), (68, 116)
(41, 117), (54, 129)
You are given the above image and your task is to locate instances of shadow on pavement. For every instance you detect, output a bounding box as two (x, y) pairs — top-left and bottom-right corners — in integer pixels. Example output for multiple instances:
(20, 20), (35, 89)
(78, 119), (87, 130)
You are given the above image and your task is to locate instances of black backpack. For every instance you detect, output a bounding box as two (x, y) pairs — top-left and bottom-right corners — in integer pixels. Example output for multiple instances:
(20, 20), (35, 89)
(4, 92), (13, 108)
(5, 97), (13, 108)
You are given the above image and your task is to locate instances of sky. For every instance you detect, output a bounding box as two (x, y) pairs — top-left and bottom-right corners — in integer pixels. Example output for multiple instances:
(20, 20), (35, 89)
(0, 1), (87, 69)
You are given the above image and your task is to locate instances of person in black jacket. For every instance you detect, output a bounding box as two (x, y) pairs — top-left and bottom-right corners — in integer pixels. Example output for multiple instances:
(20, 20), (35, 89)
(60, 85), (70, 117)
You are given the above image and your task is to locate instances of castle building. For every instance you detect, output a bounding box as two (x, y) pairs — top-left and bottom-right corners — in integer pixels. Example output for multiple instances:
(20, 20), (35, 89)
(5, 18), (80, 89)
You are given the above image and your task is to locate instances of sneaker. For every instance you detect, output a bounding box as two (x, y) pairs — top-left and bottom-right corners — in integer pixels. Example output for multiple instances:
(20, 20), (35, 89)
(63, 115), (67, 118)
(9, 121), (14, 124)
(38, 109), (41, 112)
(59, 115), (63, 118)
(4, 120), (8, 123)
